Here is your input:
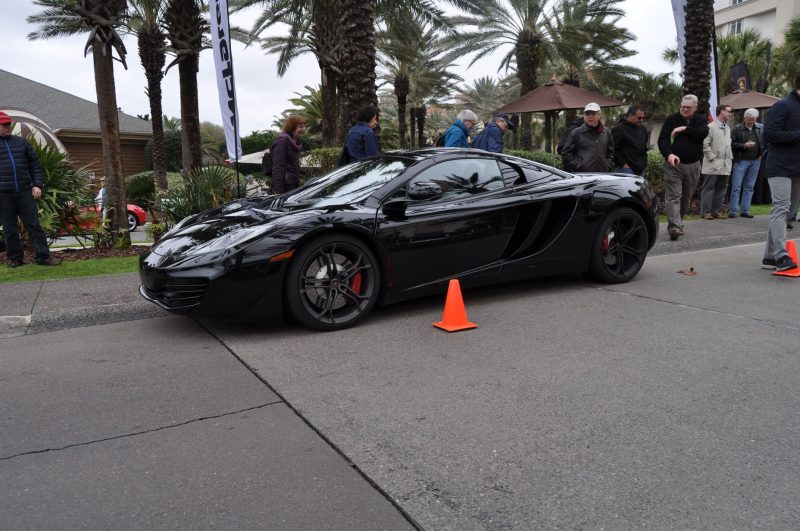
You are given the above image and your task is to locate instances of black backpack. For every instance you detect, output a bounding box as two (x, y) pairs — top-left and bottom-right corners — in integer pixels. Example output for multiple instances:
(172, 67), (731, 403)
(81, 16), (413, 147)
(335, 144), (351, 168)
(261, 149), (273, 176)
(434, 132), (446, 147)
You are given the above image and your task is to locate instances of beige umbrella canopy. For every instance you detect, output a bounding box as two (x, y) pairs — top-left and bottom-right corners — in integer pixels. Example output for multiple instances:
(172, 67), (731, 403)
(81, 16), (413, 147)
(494, 82), (624, 156)
(495, 81), (625, 113)
(720, 89), (780, 110)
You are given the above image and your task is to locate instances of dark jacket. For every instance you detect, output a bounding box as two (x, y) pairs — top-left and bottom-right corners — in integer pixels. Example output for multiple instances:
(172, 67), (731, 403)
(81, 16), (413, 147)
(612, 119), (648, 174)
(561, 122), (614, 173)
(443, 120), (470, 148)
(657, 112), (709, 164)
(762, 91), (800, 178)
(270, 132), (302, 194)
(731, 121), (764, 162)
(557, 117), (584, 155)
(0, 135), (43, 193)
(345, 122), (379, 161)
(471, 121), (504, 153)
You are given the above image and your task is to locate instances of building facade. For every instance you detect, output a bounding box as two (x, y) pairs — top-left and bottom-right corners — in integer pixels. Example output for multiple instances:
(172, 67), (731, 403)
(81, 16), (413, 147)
(715, 0), (800, 44)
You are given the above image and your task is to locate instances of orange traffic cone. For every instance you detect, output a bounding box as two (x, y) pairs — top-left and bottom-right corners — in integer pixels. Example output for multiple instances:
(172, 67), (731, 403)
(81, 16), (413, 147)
(773, 239), (800, 277)
(433, 279), (477, 332)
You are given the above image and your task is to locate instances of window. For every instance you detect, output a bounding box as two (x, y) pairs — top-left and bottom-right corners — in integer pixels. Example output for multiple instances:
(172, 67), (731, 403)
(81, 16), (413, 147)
(404, 158), (504, 200)
(729, 19), (742, 35)
(731, 0), (745, 5)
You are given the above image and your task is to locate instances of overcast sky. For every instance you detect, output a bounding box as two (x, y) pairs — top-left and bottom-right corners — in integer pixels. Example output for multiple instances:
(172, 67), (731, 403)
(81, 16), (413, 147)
(4, 1), (679, 135)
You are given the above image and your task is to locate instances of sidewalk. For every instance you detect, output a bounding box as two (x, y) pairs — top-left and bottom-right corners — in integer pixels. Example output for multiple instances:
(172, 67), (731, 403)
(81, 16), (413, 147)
(0, 214), (779, 338)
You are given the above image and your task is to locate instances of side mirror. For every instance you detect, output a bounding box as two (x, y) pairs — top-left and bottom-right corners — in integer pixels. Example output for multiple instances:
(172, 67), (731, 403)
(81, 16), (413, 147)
(407, 181), (443, 201)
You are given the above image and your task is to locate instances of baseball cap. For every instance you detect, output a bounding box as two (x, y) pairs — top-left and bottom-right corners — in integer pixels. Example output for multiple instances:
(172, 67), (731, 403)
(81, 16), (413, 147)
(584, 102), (601, 113)
(0, 112), (12, 125)
(493, 113), (516, 130)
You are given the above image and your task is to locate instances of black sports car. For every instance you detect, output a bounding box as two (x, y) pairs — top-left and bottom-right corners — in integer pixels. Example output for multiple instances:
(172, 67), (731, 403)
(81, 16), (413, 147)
(139, 148), (658, 330)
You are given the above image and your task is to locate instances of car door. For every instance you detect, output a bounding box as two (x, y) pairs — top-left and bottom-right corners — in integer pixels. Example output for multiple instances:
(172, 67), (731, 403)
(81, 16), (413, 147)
(375, 157), (530, 296)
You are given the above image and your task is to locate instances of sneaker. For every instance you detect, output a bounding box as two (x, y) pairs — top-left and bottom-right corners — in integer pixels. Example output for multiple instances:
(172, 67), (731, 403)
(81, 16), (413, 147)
(740, 213), (753, 218)
(728, 213), (737, 218)
(788, 222), (794, 230)
(669, 228), (683, 241)
(761, 258), (777, 270)
(712, 213), (723, 219)
(6, 260), (24, 268)
(775, 256), (799, 272)
(36, 257), (62, 266)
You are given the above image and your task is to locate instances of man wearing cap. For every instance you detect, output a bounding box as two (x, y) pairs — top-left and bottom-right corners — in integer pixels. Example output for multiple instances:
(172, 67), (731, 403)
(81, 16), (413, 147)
(0, 111), (60, 267)
(471, 113), (515, 153)
(561, 102), (614, 173)
(657, 94), (709, 240)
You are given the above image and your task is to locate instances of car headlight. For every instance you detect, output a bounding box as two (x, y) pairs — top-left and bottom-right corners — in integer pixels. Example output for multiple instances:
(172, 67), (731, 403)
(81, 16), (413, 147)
(183, 224), (277, 257)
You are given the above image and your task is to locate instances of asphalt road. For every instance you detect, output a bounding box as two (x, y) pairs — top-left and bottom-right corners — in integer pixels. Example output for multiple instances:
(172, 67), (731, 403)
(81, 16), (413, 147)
(3, 217), (799, 529)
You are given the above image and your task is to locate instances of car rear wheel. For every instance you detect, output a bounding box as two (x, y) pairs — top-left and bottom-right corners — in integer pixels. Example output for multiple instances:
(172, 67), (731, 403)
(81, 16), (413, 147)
(127, 212), (139, 231)
(286, 234), (380, 331)
(589, 206), (648, 284)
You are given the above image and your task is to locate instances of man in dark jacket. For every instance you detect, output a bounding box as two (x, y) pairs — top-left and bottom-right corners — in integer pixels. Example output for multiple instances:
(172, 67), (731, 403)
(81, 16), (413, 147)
(472, 113), (515, 153)
(761, 71), (800, 272)
(0, 112), (59, 267)
(728, 107), (763, 218)
(561, 102), (614, 173)
(657, 94), (710, 240)
(443, 109), (478, 148)
(612, 105), (648, 175)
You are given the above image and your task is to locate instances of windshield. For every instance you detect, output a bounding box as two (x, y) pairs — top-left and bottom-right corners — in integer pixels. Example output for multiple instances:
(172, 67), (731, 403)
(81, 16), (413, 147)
(282, 158), (412, 208)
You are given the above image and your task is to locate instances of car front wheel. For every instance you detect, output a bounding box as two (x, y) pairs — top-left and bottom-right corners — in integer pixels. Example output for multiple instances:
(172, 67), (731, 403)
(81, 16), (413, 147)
(285, 234), (380, 331)
(127, 212), (139, 231)
(589, 206), (648, 284)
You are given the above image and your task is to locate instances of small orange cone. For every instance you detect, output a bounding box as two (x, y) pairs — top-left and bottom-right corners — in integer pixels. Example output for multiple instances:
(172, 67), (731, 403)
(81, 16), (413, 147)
(433, 279), (478, 332)
(773, 239), (800, 277)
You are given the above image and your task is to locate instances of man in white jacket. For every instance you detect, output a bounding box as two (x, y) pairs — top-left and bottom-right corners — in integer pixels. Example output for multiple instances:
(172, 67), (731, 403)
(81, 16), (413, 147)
(700, 104), (733, 220)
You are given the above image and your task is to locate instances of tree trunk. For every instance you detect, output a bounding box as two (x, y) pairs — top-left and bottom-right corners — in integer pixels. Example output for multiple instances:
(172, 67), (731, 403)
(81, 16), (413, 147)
(395, 74), (410, 149)
(338, 0), (378, 129)
(416, 106), (426, 147)
(321, 65), (339, 147)
(139, 27), (168, 194)
(409, 106), (417, 147)
(178, 55), (203, 172)
(683, 0), (715, 117)
(92, 41), (130, 246)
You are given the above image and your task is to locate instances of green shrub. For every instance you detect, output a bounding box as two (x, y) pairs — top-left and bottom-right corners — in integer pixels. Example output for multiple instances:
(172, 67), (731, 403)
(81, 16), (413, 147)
(305, 147), (340, 173)
(505, 150), (564, 169)
(125, 172), (156, 209)
(156, 165), (244, 227)
(643, 151), (665, 196)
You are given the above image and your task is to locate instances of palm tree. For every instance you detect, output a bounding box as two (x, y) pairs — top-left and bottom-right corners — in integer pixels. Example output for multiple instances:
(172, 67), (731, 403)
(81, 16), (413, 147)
(28, 0), (131, 246)
(455, 76), (518, 121)
(128, 0), (169, 194)
(682, 0), (715, 116)
(461, 0), (631, 149)
(272, 85), (324, 136)
(773, 15), (800, 93)
(715, 29), (772, 95)
(163, 0), (206, 172)
(621, 72), (683, 121)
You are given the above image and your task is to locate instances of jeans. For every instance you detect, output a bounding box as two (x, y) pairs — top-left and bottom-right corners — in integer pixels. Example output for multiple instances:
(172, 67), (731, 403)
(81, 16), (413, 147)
(729, 159), (760, 215)
(0, 191), (51, 263)
(764, 176), (800, 261)
(663, 160), (701, 231)
(615, 167), (638, 176)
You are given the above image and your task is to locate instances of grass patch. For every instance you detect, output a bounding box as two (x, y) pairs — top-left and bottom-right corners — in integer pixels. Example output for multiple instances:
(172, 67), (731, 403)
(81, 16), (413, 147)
(659, 204), (771, 222)
(0, 256), (139, 284)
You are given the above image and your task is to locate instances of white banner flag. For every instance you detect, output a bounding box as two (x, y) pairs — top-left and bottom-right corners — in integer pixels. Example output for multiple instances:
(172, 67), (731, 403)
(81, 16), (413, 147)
(210, 0), (242, 159)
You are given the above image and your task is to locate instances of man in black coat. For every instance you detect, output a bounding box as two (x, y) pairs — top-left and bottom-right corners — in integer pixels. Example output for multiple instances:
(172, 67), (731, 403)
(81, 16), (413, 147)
(657, 94), (709, 240)
(761, 71), (800, 272)
(612, 105), (648, 176)
(0, 111), (60, 267)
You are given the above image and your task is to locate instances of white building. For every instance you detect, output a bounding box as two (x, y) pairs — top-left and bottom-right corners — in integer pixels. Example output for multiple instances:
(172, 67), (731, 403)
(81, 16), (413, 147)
(714, 0), (800, 44)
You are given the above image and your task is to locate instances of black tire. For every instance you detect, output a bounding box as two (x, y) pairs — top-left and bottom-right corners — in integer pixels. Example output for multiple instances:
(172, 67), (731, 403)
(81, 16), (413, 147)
(127, 212), (139, 231)
(589, 206), (648, 284)
(285, 234), (380, 331)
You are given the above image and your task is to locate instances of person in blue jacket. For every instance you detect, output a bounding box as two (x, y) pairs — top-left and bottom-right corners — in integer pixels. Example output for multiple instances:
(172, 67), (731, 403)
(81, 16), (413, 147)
(443, 109), (478, 148)
(0, 111), (59, 267)
(344, 106), (380, 162)
(471, 113), (515, 153)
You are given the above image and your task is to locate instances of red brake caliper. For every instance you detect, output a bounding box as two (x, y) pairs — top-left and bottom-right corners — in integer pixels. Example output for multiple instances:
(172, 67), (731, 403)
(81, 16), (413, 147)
(350, 271), (362, 294)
